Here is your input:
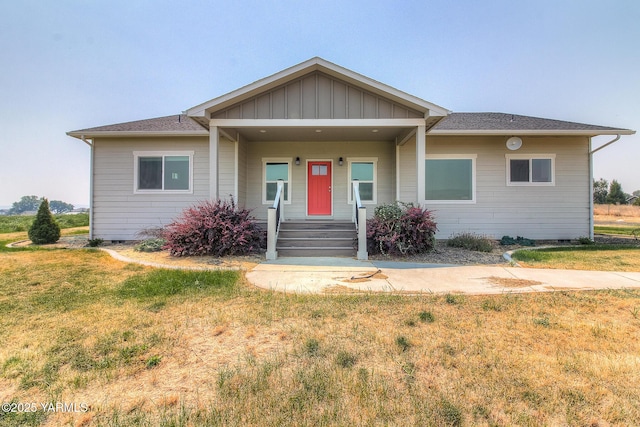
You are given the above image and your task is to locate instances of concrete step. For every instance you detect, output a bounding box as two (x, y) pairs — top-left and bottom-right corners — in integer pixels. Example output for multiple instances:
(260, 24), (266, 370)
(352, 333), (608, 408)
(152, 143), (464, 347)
(277, 247), (356, 257)
(277, 237), (354, 248)
(280, 221), (354, 231)
(278, 229), (355, 239)
(276, 220), (357, 257)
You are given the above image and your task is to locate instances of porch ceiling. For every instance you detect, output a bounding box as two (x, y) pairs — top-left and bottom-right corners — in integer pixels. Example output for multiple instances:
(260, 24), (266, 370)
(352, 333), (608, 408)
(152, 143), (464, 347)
(220, 125), (412, 142)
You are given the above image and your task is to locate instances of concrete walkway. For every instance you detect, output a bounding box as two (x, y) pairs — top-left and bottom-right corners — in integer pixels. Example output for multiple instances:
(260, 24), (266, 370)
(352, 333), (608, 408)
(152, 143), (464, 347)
(246, 257), (640, 295)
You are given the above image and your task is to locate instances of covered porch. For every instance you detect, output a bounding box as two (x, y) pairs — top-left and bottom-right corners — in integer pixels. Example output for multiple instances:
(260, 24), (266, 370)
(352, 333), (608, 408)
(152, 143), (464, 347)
(209, 121), (427, 260)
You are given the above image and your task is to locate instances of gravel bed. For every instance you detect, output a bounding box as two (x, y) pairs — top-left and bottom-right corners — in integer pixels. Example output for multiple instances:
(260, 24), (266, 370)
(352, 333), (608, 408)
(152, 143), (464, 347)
(368, 241), (511, 266)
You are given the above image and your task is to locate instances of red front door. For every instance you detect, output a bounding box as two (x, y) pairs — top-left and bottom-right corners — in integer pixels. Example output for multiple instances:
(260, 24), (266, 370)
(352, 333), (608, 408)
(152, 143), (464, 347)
(308, 161), (332, 215)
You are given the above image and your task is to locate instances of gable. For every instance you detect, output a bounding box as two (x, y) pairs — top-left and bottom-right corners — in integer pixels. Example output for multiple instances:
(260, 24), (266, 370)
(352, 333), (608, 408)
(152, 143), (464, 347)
(210, 71), (425, 121)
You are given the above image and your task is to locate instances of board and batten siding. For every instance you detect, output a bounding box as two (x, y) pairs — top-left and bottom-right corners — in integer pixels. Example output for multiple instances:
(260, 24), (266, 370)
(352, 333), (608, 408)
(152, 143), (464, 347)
(245, 140), (396, 221)
(398, 135), (590, 240)
(92, 137), (209, 240)
(211, 71), (423, 121)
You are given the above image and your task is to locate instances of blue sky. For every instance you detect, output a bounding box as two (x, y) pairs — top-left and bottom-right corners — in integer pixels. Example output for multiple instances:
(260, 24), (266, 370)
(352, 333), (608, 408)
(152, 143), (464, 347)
(1, 0), (638, 207)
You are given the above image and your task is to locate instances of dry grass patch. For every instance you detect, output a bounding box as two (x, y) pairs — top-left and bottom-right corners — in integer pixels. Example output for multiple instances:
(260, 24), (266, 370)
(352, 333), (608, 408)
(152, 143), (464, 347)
(2, 246), (640, 425)
(594, 203), (640, 219)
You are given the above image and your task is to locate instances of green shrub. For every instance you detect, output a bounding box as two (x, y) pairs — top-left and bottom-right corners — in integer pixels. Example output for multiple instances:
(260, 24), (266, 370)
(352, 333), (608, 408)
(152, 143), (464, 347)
(366, 202), (437, 256)
(135, 238), (166, 252)
(27, 199), (60, 244)
(577, 237), (595, 245)
(163, 199), (265, 257)
(447, 232), (494, 252)
(500, 235), (535, 246)
(87, 238), (104, 247)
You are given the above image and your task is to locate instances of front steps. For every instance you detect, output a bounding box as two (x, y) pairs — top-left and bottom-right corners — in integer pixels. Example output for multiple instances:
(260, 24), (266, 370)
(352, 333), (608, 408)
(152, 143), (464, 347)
(276, 221), (357, 257)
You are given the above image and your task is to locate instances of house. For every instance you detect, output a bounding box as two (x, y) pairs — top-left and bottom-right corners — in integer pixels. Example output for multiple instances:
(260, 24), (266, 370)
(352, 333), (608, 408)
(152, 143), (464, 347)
(68, 57), (634, 259)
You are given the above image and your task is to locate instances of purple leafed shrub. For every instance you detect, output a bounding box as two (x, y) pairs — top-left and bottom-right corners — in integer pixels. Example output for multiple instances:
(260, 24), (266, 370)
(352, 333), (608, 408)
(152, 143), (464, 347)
(163, 199), (265, 257)
(366, 202), (437, 256)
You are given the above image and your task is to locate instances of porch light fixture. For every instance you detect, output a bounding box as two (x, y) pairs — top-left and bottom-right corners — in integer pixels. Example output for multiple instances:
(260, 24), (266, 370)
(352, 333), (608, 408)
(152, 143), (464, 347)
(315, 129), (322, 133)
(339, 157), (343, 166)
(371, 129), (379, 133)
(295, 157), (300, 165)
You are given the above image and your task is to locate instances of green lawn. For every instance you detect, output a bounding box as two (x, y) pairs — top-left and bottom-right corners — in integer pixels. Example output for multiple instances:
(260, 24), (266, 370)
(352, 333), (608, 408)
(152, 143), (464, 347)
(512, 244), (640, 271)
(594, 225), (640, 237)
(0, 213), (89, 233)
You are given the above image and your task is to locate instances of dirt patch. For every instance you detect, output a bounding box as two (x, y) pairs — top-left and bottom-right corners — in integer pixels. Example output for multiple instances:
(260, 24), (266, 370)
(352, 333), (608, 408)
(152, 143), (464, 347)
(486, 276), (543, 288)
(335, 270), (389, 283)
(112, 248), (262, 270)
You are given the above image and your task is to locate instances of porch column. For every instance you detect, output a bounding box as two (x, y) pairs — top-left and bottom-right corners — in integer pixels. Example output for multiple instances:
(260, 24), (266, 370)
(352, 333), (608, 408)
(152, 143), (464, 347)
(209, 125), (219, 200)
(416, 124), (426, 205)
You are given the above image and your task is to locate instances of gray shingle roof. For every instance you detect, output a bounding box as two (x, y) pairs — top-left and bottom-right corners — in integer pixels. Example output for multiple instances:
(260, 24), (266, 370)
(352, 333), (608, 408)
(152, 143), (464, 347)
(430, 112), (632, 135)
(68, 112), (633, 138)
(67, 114), (207, 135)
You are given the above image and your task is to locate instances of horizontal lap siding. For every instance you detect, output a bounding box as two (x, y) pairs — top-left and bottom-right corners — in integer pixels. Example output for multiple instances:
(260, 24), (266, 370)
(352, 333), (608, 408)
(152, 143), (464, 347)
(399, 137), (417, 203)
(246, 141), (395, 221)
(237, 138), (248, 207)
(218, 138), (236, 201)
(92, 137), (209, 240)
(423, 136), (590, 240)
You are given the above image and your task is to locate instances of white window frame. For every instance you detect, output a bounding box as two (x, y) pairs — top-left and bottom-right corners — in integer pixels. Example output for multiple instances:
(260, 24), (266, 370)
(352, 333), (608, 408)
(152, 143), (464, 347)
(133, 151), (194, 194)
(425, 154), (477, 204)
(262, 158), (292, 205)
(347, 157), (378, 205)
(506, 154), (555, 186)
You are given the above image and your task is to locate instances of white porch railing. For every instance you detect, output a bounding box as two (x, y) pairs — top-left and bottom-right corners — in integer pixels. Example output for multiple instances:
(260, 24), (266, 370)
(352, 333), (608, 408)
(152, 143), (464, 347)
(266, 180), (284, 260)
(352, 181), (368, 260)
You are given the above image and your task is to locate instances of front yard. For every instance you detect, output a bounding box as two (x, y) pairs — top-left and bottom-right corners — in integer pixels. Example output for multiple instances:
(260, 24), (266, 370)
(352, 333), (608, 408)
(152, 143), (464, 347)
(1, 231), (640, 426)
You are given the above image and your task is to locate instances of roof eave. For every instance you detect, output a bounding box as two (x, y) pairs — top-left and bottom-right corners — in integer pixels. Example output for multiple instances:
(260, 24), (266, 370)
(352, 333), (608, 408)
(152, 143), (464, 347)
(67, 130), (209, 139)
(428, 129), (636, 136)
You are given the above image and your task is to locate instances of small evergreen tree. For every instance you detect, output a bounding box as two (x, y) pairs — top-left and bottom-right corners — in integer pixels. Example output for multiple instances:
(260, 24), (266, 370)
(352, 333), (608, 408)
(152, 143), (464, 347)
(28, 198), (61, 244)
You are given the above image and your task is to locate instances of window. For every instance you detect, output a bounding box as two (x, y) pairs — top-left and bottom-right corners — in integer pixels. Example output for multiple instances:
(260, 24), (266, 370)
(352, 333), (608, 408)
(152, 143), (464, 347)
(348, 158), (377, 204)
(425, 155), (476, 203)
(263, 159), (291, 204)
(506, 155), (555, 186)
(134, 151), (193, 193)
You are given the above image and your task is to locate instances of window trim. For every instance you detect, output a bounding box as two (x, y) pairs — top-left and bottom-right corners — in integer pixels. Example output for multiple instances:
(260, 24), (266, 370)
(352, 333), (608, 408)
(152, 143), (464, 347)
(506, 154), (555, 186)
(262, 158), (292, 205)
(133, 151), (194, 194)
(425, 154), (477, 204)
(347, 157), (378, 205)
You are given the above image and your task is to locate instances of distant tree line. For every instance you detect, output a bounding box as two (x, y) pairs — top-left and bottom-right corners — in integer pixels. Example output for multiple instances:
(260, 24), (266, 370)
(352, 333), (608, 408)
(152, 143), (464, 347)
(593, 179), (640, 206)
(8, 195), (74, 215)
